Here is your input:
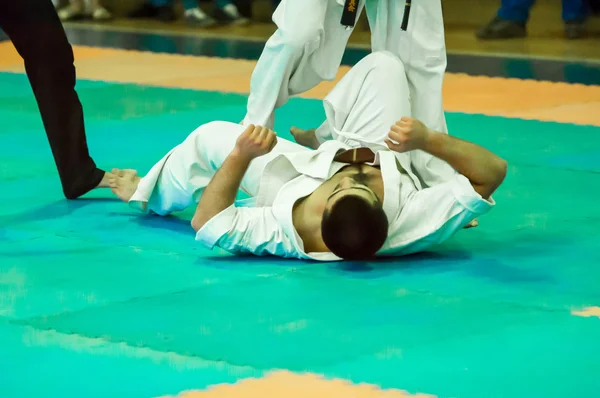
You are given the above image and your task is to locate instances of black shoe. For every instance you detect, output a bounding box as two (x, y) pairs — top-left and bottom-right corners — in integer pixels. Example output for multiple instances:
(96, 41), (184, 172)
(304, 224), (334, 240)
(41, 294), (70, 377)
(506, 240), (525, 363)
(156, 5), (176, 22)
(127, 3), (159, 18)
(565, 21), (586, 39)
(476, 17), (527, 40)
(184, 8), (217, 27)
(233, 0), (253, 18)
(213, 3), (250, 25)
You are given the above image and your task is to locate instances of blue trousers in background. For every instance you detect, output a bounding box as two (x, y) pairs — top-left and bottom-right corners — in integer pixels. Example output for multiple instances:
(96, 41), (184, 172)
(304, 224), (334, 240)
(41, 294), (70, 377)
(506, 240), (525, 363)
(498, 0), (589, 22)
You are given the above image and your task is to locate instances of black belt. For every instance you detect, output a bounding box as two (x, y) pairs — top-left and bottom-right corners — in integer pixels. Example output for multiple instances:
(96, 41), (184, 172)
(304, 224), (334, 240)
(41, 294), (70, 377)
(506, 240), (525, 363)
(401, 1), (412, 31)
(340, 0), (413, 31)
(340, 0), (359, 28)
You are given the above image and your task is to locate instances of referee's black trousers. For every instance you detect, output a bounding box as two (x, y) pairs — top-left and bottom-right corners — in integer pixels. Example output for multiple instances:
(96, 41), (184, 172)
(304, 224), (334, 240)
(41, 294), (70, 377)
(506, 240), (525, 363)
(0, 0), (104, 199)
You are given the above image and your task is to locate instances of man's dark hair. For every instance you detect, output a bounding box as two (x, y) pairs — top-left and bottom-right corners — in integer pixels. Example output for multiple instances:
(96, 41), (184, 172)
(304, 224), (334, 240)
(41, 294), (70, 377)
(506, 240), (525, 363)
(321, 195), (388, 260)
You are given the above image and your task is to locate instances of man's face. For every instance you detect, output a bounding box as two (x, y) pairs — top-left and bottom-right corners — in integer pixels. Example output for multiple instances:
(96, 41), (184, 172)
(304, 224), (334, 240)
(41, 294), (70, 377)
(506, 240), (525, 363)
(324, 173), (380, 213)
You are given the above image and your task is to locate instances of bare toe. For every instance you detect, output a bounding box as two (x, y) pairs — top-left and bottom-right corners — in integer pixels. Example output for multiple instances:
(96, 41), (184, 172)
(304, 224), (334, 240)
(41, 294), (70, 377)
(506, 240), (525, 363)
(464, 219), (479, 229)
(120, 169), (137, 180)
(109, 174), (140, 203)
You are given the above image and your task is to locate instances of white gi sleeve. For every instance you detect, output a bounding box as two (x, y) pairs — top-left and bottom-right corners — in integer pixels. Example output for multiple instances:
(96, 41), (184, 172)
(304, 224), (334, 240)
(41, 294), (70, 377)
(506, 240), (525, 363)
(383, 174), (495, 255)
(194, 205), (300, 258)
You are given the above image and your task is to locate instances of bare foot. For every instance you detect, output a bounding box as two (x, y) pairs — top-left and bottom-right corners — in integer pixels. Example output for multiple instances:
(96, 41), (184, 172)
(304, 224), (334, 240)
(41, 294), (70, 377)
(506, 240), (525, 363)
(290, 126), (320, 149)
(96, 172), (115, 188)
(108, 168), (141, 202)
(111, 168), (138, 178)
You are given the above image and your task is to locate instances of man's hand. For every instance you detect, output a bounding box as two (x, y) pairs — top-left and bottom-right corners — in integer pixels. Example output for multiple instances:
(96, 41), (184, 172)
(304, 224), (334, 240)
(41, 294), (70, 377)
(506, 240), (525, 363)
(385, 118), (507, 200)
(232, 124), (277, 161)
(385, 117), (432, 153)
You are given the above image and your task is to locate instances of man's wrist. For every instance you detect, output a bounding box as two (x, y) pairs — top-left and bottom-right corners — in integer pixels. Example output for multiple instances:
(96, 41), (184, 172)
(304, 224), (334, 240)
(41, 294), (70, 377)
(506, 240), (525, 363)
(228, 148), (254, 167)
(422, 129), (442, 153)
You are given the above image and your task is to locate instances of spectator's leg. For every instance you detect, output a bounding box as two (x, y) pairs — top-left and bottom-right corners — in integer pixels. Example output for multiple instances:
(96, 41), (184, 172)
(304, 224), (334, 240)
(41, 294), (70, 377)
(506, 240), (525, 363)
(563, 0), (589, 39)
(127, 0), (160, 18)
(213, 0), (250, 25)
(57, 0), (84, 21)
(231, 0), (252, 18)
(183, 0), (217, 27)
(87, 0), (113, 21)
(148, 0), (176, 21)
(497, 0), (535, 22)
(476, 0), (535, 39)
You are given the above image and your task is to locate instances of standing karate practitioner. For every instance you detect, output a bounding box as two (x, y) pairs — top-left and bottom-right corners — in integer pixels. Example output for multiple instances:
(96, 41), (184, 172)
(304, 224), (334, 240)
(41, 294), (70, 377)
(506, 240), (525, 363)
(0, 0), (111, 199)
(243, 0), (453, 188)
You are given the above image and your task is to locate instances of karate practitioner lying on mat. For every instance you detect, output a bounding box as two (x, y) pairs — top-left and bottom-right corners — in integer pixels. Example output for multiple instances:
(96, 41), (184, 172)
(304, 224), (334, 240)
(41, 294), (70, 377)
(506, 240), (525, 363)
(109, 52), (507, 261)
(244, 0), (454, 188)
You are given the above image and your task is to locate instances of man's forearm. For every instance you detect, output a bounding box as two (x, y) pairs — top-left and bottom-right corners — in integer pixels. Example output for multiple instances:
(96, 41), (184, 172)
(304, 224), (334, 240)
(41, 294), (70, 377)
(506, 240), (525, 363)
(191, 152), (251, 231)
(424, 131), (507, 198)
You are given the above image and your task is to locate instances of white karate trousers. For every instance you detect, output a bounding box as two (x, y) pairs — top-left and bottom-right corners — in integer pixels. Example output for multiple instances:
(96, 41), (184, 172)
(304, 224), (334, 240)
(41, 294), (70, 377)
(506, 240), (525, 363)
(243, 0), (448, 136)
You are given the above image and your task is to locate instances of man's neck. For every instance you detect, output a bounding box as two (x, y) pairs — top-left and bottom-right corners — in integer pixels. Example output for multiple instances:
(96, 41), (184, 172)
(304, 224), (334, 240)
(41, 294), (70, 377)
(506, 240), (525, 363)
(292, 198), (329, 253)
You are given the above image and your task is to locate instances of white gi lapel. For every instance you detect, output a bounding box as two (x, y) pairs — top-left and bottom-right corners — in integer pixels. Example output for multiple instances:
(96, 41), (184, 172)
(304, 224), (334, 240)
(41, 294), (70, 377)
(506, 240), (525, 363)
(277, 140), (349, 180)
(379, 151), (402, 222)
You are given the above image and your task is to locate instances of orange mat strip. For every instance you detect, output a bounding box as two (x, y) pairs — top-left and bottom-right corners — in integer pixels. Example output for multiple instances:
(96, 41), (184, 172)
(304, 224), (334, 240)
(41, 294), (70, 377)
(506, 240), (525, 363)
(159, 371), (436, 398)
(1, 43), (598, 126)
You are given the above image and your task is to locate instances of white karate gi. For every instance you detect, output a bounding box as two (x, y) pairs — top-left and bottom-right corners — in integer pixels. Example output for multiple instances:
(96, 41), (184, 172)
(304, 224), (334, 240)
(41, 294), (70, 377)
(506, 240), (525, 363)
(243, 0), (452, 186)
(130, 52), (494, 262)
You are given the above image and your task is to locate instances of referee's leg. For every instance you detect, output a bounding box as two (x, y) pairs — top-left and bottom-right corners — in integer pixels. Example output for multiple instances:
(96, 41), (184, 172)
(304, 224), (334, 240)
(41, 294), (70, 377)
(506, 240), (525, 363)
(0, 0), (106, 199)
